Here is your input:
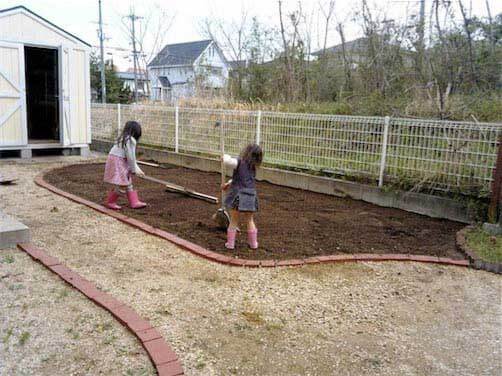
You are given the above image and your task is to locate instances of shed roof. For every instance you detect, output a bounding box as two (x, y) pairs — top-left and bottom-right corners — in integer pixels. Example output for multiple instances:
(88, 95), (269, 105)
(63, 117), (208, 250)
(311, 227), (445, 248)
(0, 5), (91, 47)
(148, 39), (212, 67)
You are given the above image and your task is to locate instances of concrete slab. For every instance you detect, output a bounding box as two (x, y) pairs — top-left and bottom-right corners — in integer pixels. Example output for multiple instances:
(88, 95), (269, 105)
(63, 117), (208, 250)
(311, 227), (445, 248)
(20, 149), (32, 159)
(0, 211), (30, 248)
(483, 222), (502, 236)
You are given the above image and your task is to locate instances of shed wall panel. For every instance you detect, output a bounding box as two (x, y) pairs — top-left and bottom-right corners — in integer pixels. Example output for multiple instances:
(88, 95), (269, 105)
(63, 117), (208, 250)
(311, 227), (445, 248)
(69, 49), (88, 144)
(0, 13), (77, 47)
(0, 42), (25, 146)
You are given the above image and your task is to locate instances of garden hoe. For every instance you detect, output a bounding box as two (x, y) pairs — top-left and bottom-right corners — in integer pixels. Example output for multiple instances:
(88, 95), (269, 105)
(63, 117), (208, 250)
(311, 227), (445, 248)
(212, 119), (230, 230)
(136, 162), (218, 204)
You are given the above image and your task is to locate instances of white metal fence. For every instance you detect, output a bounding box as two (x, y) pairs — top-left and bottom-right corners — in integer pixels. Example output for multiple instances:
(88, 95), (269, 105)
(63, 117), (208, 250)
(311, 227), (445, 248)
(91, 103), (502, 197)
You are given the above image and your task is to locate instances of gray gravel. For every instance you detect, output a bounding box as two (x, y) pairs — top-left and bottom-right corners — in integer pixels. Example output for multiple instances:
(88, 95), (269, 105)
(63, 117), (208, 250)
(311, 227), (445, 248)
(1, 157), (501, 376)
(0, 246), (155, 376)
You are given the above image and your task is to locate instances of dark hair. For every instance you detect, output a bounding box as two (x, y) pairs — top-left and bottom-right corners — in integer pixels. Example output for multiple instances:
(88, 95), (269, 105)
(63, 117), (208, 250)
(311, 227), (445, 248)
(240, 143), (263, 169)
(118, 121), (142, 148)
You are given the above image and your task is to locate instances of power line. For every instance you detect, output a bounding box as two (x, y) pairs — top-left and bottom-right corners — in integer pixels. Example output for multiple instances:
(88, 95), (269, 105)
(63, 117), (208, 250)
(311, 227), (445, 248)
(124, 11), (143, 102)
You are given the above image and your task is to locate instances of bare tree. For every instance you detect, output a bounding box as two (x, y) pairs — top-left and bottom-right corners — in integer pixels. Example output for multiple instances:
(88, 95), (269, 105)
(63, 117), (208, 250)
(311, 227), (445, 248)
(337, 23), (352, 92)
(485, 0), (495, 51)
(319, 0), (336, 57)
(278, 0), (296, 101)
(458, 0), (476, 84)
(317, 0), (336, 99)
(200, 9), (250, 63)
(119, 3), (175, 98)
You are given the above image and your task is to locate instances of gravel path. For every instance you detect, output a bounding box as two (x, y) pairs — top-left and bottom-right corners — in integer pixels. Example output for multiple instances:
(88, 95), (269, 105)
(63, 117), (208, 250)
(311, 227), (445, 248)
(0, 241), (155, 375)
(1, 157), (501, 376)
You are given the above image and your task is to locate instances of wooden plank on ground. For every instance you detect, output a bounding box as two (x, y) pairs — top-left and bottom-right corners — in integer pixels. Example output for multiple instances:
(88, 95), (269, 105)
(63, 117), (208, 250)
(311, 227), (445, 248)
(138, 175), (218, 204)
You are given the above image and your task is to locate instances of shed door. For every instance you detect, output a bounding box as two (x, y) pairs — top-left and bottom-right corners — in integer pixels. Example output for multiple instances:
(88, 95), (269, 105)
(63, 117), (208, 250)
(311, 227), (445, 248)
(0, 42), (27, 147)
(60, 46), (71, 146)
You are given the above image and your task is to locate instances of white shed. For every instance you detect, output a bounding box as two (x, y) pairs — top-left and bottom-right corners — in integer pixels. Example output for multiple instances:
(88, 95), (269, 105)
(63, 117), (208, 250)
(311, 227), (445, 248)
(0, 6), (91, 158)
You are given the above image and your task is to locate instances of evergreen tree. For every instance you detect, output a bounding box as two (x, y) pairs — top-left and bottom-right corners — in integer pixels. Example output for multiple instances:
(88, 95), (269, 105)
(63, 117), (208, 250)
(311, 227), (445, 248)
(90, 53), (132, 103)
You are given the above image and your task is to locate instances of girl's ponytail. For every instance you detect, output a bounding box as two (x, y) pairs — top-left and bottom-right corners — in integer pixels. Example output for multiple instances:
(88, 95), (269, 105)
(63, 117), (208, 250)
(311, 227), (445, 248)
(117, 121), (142, 148)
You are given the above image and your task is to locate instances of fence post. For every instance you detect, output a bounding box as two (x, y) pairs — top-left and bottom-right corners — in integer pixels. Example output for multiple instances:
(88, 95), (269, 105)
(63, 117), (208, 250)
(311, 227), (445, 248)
(117, 103), (121, 138)
(175, 106), (179, 153)
(488, 135), (502, 223)
(378, 116), (390, 188)
(256, 110), (262, 145)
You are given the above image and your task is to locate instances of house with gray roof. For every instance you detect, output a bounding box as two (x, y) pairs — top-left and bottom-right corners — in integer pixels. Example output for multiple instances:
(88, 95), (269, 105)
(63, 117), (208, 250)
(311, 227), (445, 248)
(116, 70), (149, 98)
(312, 35), (413, 67)
(148, 39), (229, 102)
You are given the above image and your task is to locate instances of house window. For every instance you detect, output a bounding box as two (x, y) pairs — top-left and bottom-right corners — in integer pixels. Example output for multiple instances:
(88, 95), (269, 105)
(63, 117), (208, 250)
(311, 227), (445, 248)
(211, 67), (222, 75)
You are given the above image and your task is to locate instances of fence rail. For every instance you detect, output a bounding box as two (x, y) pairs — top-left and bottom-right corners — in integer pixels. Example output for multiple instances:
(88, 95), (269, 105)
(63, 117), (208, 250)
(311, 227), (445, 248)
(91, 103), (502, 197)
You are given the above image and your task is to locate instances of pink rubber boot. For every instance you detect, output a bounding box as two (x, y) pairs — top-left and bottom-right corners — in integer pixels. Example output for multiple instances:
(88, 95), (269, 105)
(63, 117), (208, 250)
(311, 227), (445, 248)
(225, 228), (237, 250)
(248, 229), (258, 249)
(126, 190), (147, 209)
(105, 190), (122, 210)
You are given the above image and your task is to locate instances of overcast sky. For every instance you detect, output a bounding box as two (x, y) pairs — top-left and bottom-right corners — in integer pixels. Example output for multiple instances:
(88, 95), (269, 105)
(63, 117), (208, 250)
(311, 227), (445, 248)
(3, 0), (501, 70)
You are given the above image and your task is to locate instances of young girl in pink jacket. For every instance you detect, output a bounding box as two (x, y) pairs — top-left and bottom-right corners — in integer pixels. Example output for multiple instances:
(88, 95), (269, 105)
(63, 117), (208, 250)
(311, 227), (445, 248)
(103, 121), (147, 209)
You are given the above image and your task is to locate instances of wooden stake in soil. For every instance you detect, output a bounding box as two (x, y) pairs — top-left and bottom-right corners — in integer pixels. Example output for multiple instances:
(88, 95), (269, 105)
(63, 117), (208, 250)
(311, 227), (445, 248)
(213, 119), (230, 230)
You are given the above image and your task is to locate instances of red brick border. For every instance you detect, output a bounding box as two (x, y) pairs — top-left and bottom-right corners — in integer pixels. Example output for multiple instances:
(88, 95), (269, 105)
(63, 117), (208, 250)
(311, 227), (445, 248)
(34, 171), (469, 269)
(17, 243), (184, 376)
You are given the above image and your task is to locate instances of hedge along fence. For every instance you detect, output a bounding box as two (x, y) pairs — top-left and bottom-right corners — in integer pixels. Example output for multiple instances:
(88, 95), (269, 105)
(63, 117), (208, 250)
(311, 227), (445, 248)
(91, 103), (502, 198)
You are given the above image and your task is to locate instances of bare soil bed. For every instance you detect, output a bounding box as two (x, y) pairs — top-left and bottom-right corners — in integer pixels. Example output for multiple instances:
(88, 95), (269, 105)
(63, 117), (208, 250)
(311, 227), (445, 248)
(44, 163), (465, 260)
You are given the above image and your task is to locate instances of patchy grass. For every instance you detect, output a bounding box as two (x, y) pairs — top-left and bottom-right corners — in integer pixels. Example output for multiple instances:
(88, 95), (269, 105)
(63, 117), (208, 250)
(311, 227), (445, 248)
(241, 311), (265, 325)
(18, 331), (30, 346)
(8, 283), (24, 291)
(95, 321), (113, 333)
(192, 270), (222, 284)
(465, 227), (502, 264)
(65, 328), (80, 340)
(1, 255), (15, 264)
(103, 334), (117, 346)
(2, 328), (13, 344)
(155, 307), (172, 317)
(57, 288), (70, 301)
(265, 322), (285, 331)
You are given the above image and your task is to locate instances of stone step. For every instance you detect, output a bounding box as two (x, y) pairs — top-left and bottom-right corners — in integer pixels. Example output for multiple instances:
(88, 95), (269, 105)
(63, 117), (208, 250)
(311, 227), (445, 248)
(0, 211), (30, 248)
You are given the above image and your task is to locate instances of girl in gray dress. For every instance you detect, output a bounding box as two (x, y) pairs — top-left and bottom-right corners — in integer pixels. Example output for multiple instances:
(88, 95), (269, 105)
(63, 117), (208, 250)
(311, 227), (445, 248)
(222, 143), (263, 249)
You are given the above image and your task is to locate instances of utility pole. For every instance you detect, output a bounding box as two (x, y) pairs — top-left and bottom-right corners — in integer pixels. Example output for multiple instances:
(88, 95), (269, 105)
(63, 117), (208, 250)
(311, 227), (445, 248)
(125, 11), (142, 103)
(98, 0), (106, 103)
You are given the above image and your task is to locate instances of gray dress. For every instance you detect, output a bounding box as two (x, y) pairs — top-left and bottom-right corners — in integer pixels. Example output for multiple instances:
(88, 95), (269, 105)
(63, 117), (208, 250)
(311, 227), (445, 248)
(224, 158), (259, 212)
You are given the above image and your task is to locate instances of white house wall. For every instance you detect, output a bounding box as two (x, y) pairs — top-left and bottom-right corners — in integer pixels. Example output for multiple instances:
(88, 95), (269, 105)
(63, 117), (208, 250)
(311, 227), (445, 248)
(195, 44), (229, 88)
(149, 66), (195, 100)
(149, 66), (195, 86)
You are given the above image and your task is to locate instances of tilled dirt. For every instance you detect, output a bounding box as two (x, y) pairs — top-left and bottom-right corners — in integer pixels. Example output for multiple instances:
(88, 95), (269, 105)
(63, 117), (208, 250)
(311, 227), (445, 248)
(44, 163), (465, 260)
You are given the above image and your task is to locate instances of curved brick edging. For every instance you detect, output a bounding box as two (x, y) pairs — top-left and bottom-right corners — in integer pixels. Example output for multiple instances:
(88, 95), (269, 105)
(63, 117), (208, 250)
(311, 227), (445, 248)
(456, 226), (502, 274)
(35, 171), (470, 269)
(16, 243), (184, 376)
